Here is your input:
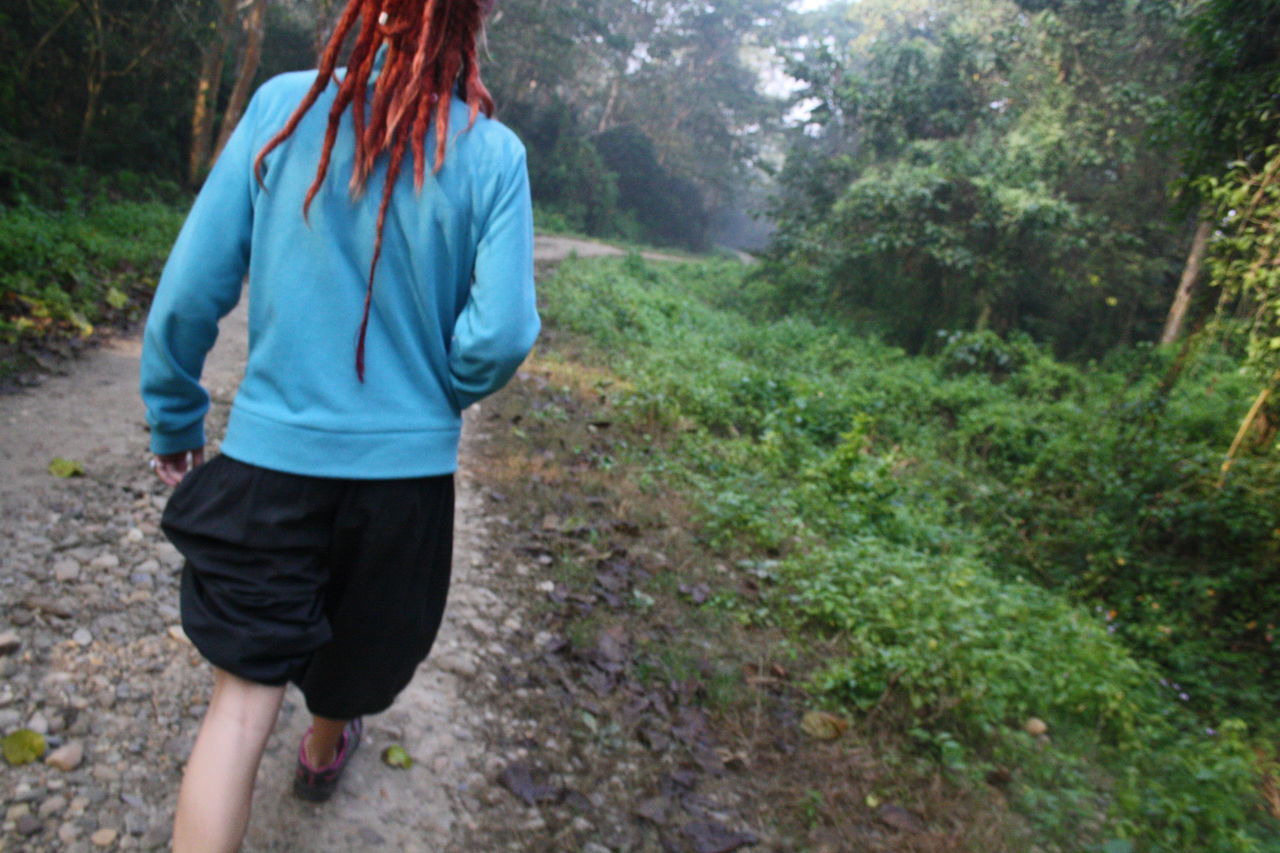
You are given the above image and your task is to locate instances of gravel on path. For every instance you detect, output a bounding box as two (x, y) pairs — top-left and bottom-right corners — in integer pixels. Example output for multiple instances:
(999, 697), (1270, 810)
(0, 276), (534, 851)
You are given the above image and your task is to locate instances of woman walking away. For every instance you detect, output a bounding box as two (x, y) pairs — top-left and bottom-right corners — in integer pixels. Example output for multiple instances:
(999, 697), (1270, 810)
(139, 1), (538, 849)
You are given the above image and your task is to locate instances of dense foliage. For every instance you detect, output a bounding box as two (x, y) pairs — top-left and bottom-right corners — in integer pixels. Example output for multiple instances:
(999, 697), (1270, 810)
(0, 0), (786, 355)
(484, 0), (784, 249)
(765, 0), (1189, 358)
(543, 253), (1280, 851)
(0, 136), (183, 374)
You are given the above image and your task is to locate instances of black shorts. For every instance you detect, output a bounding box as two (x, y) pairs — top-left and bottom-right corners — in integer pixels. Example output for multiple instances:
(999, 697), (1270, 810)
(160, 454), (454, 719)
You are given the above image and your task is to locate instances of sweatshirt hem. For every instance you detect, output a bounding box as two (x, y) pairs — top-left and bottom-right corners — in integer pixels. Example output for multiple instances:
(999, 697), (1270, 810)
(220, 406), (460, 479)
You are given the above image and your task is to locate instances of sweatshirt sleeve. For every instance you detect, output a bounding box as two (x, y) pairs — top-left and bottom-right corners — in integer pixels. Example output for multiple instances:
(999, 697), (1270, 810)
(448, 143), (540, 410)
(139, 91), (263, 454)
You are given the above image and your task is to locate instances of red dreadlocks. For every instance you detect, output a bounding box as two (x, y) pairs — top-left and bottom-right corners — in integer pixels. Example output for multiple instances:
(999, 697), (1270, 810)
(254, 0), (496, 381)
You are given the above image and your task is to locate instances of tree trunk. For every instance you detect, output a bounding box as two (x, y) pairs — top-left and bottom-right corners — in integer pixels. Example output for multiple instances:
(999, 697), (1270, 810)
(188, 0), (239, 186)
(77, 71), (103, 165)
(20, 1), (79, 80)
(1219, 370), (1280, 487)
(75, 0), (105, 164)
(1160, 218), (1213, 345)
(597, 77), (621, 134)
(974, 299), (992, 331)
(212, 0), (269, 161)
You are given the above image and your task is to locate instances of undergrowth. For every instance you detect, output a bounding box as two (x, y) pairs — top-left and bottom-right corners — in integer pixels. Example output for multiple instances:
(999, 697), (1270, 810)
(540, 253), (1280, 852)
(0, 133), (185, 375)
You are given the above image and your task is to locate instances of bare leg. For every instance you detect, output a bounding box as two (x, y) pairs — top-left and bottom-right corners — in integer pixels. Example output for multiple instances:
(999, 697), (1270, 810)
(304, 716), (348, 767)
(173, 668), (285, 853)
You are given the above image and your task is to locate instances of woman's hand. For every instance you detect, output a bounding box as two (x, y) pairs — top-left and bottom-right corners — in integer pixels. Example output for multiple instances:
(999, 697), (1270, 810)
(151, 449), (205, 487)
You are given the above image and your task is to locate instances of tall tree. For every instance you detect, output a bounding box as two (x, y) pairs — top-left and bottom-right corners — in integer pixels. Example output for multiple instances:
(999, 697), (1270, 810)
(1166, 0), (1280, 344)
(212, 0), (269, 160)
(188, 0), (239, 185)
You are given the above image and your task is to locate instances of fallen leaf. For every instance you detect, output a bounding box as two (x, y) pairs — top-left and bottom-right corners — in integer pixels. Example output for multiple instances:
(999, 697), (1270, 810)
(105, 286), (129, 309)
(48, 458), (85, 478)
(2, 729), (47, 766)
(877, 803), (926, 834)
(594, 626), (629, 666)
(638, 727), (670, 751)
(682, 820), (759, 853)
(563, 789), (592, 812)
(693, 746), (727, 775)
(800, 711), (848, 740)
(498, 761), (560, 805)
(381, 745), (413, 769)
(679, 583), (711, 604)
(636, 796), (671, 825)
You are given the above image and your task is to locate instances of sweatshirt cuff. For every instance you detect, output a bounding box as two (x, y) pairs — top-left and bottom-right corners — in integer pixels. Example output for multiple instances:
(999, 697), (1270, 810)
(149, 421), (206, 455)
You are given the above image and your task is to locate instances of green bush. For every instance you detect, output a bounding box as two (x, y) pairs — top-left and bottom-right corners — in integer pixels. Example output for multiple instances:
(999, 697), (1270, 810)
(0, 197), (184, 346)
(539, 254), (1280, 851)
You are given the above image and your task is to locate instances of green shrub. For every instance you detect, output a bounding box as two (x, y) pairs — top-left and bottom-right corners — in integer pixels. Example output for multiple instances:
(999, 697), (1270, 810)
(539, 254), (1280, 850)
(0, 197), (184, 346)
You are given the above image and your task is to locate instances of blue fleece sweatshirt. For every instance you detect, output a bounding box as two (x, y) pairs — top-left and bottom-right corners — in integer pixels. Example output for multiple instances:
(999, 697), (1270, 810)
(140, 67), (539, 478)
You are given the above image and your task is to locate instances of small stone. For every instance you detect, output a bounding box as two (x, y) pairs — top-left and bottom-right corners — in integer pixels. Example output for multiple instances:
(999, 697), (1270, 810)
(54, 559), (81, 583)
(124, 813), (149, 836)
(46, 741), (85, 771)
(166, 625), (189, 644)
(124, 528), (145, 544)
(28, 711), (50, 734)
(357, 826), (386, 845)
(153, 543), (182, 569)
(92, 765), (120, 783)
(0, 630), (21, 656)
(73, 628), (94, 647)
(92, 827), (119, 847)
(39, 795), (68, 818)
(1024, 717), (1049, 737)
(6, 803), (31, 822)
(90, 554), (120, 571)
(140, 825), (169, 849)
(16, 812), (42, 836)
(12, 784), (42, 803)
(436, 654), (477, 678)
(59, 822), (81, 844)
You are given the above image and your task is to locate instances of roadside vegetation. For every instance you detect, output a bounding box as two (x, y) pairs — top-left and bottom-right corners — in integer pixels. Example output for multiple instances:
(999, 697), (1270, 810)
(0, 136), (183, 381)
(523, 253), (1279, 852)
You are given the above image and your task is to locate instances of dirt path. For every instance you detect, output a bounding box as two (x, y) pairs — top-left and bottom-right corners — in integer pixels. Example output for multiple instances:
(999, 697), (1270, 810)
(533, 235), (691, 265)
(0, 236), (616, 852)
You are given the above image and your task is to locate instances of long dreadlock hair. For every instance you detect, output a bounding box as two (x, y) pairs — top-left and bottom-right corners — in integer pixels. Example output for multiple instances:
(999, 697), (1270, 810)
(254, 0), (496, 381)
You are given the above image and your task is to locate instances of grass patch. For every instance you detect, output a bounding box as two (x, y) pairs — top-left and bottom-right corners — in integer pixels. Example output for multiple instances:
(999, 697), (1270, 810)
(0, 135), (186, 381)
(475, 345), (1042, 850)
(527, 252), (1280, 852)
